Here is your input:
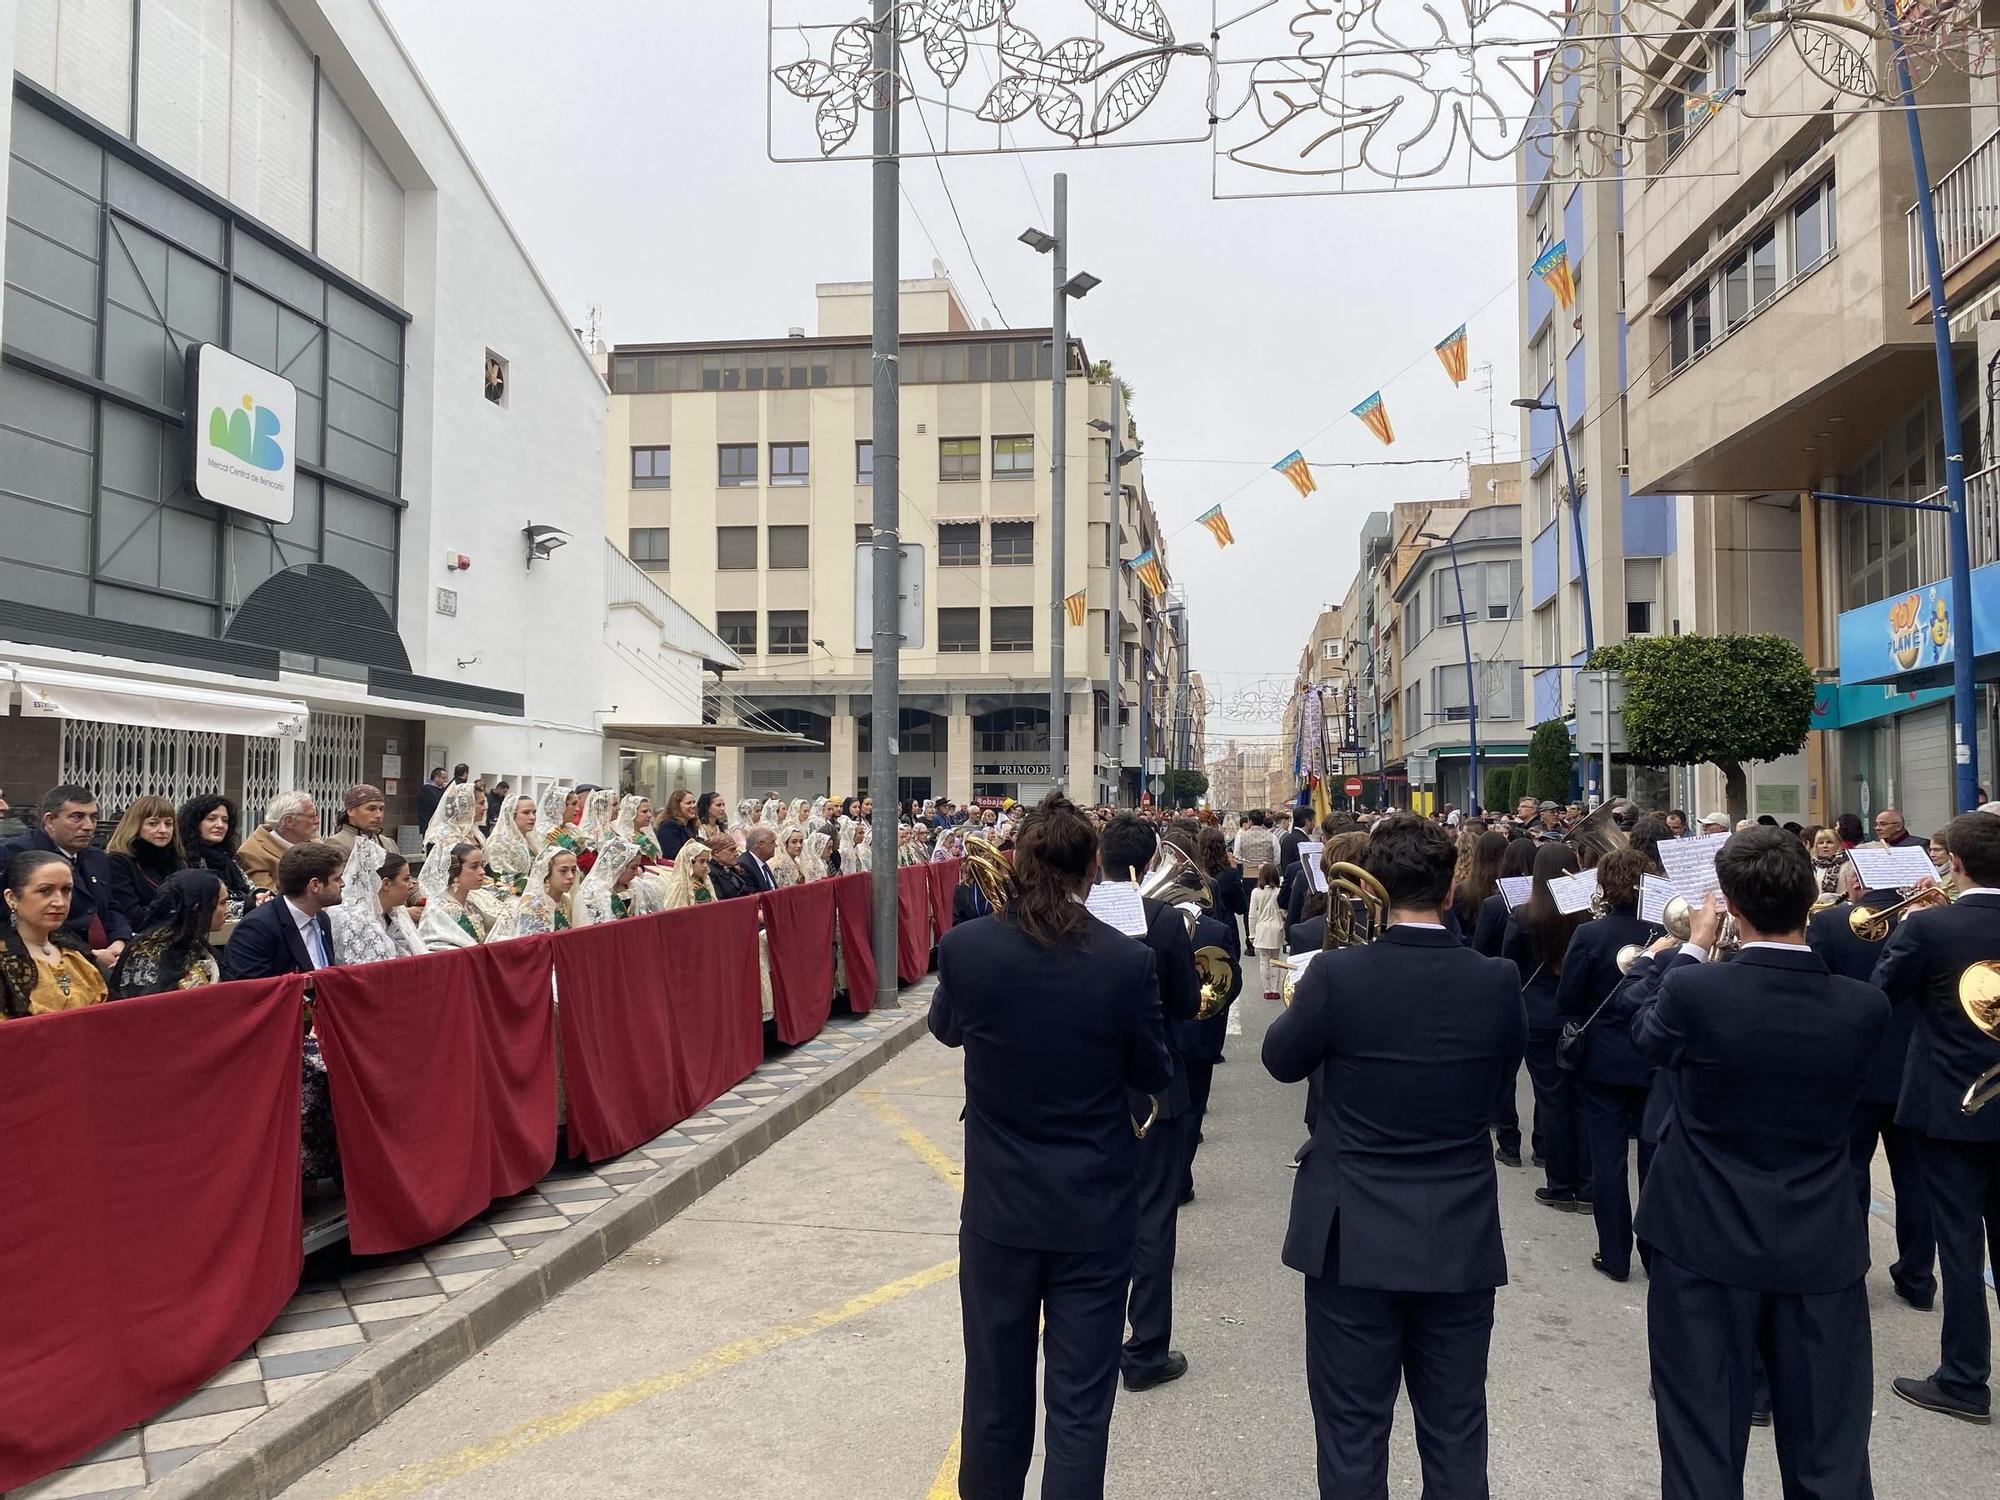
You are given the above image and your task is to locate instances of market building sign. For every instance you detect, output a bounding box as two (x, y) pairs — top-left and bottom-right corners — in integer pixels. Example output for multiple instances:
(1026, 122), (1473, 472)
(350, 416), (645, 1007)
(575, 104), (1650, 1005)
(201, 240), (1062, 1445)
(183, 343), (297, 524)
(1837, 561), (2000, 687)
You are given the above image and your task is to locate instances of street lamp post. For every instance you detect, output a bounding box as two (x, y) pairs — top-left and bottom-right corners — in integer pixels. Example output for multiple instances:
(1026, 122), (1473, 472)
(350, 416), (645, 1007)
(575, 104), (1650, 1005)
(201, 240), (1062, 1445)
(866, 0), (900, 1010)
(1420, 528), (1482, 816)
(1090, 405), (1142, 805)
(1022, 178), (1099, 803)
(1513, 394), (1601, 805)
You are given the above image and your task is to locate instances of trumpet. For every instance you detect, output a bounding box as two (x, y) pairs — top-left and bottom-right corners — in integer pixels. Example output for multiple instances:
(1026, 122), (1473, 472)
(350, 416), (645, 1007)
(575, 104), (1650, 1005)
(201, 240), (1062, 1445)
(1847, 886), (1951, 942)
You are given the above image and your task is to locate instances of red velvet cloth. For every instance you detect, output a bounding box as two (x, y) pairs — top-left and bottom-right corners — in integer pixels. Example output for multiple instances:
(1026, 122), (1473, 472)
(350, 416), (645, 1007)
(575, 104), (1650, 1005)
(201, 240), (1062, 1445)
(0, 978), (305, 1491)
(314, 939), (557, 1254)
(656, 899), (765, 1113)
(927, 858), (961, 943)
(896, 865), (932, 983)
(761, 881), (838, 1045)
(550, 915), (676, 1162)
(831, 873), (877, 1013)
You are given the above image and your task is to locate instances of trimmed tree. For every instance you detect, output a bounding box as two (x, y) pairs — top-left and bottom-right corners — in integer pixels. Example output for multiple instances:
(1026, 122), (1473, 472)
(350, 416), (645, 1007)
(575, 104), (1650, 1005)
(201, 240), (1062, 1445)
(1163, 767), (1208, 808)
(1526, 720), (1574, 805)
(1587, 634), (1814, 825)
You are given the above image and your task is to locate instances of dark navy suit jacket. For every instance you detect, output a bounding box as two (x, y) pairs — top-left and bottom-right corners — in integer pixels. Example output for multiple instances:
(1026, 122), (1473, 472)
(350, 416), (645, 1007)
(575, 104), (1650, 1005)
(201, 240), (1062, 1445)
(1, 829), (132, 947)
(1469, 892), (1509, 957)
(1623, 946), (1888, 1293)
(1177, 904), (1243, 1065)
(1556, 906), (1660, 1087)
(1263, 925), (1525, 1290)
(1872, 891), (2000, 1141)
(1135, 896), (1198, 1118)
(929, 911), (1171, 1252)
(222, 896), (336, 981)
(1807, 896), (1908, 1107)
(1499, 918), (1565, 1035)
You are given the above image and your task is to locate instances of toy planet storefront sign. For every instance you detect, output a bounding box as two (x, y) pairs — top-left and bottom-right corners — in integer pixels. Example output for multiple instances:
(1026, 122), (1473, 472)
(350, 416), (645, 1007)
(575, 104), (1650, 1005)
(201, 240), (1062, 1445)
(1837, 561), (2000, 688)
(182, 343), (297, 525)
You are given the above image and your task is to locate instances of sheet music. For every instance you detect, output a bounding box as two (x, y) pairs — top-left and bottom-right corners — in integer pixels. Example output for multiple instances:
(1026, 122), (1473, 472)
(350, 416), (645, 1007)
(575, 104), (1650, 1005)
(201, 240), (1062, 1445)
(1658, 832), (1729, 902)
(1640, 873), (1677, 926)
(1497, 876), (1534, 911)
(1085, 881), (1150, 937)
(1297, 842), (1326, 893)
(1851, 844), (1939, 891)
(1285, 949), (1319, 985)
(1550, 868), (1601, 916)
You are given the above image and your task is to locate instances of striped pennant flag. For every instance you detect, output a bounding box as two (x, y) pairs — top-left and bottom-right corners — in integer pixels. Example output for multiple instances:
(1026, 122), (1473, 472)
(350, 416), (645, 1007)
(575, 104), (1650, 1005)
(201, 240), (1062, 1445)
(1352, 391), (1395, 446)
(1064, 590), (1087, 626)
(1131, 549), (1166, 597)
(1434, 324), (1469, 385)
(1272, 449), (1316, 498)
(1532, 239), (1577, 311)
(1197, 505), (1234, 547)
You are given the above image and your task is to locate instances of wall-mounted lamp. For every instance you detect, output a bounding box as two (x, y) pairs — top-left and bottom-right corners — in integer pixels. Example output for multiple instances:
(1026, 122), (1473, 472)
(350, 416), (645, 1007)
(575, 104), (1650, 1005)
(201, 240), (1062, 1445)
(523, 524), (570, 571)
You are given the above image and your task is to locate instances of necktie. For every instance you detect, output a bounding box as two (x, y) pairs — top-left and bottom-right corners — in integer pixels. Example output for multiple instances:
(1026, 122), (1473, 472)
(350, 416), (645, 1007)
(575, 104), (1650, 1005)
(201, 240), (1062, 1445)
(302, 916), (326, 969)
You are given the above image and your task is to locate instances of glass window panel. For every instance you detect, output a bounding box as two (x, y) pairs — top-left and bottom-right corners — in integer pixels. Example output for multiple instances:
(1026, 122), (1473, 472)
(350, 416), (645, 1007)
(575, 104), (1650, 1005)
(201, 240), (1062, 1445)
(719, 444), (758, 485)
(989, 606), (1033, 650)
(942, 344), (967, 382)
(768, 609), (808, 654)
(1690, 283), (1712, 353)
(160, 504), (217, 596)
(745, 362), (765, 390)
(770, 442), (810, 485)
(324, 484), (397, 549)
(632, 446), (671, 487)
(968, 343), (989, 381)
(720, 352), (742, 390)
(992, 435), (1034, 478)
(108, 158), (224, 261)
(990, 520), (1035, 565)
(628, 526), (669, 565)
(939, 521), (981, 566)
(939, 436), (980, 480)
(93, 582), (214, 635)
(939, 606), (979, 652)
(856, 440), (874, 482)
(717, 611), (756, 650)
(103, 301), (175, 405)
(232, 227), (323, 318)
(1750, 229), (1777, 307)
(1722, 252), (1749, 328)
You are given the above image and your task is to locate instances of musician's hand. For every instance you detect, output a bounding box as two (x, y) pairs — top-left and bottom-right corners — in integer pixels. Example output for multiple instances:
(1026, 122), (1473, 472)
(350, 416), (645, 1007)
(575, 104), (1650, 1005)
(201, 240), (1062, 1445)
(1688, 893), (1724, 952)
(1647, 936), (1678, 957)
(1911, 874), (1940, 893)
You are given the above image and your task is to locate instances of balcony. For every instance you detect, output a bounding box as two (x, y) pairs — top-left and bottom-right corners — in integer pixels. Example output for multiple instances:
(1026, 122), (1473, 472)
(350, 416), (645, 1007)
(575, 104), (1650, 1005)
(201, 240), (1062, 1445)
(1910, 462), (2000, 578)
(1908, 129), (2000, 305)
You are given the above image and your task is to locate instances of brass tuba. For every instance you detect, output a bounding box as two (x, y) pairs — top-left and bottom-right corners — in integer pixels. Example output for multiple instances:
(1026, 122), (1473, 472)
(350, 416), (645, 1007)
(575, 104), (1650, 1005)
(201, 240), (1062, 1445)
(1323, 861), (1392, 949)
(1565, 800), (1634, 866)
(961, 835), (1014, 912)
(1959, 960), (2000, 1116)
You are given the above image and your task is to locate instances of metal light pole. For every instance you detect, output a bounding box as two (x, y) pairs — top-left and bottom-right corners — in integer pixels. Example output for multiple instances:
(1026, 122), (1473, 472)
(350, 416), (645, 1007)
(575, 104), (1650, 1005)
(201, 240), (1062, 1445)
(1421, 528), (1481, 815)
(1515, 395), (1600, 804)
(1091, 397), (1141, 804)
(867, 0), (899, 1009)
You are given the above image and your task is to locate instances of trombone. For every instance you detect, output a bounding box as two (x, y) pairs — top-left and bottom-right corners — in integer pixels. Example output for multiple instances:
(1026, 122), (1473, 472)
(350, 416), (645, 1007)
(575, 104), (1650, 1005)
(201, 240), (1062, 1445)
(1847, 885), (1951, 942)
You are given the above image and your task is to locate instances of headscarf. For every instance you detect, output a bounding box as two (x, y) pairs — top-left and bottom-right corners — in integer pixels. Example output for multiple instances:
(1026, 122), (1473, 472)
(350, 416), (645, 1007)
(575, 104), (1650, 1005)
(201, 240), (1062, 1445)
(331, 839), (422, 964)
(485, 795), (539, 889)
(534, 783), (570, 842)
(419, 781), (482, 901)
(579, 788), (620, 849)
(659, 843), (716, 909)
(490, 844), (573, 941)
(758, 797), (784, 827)
(574, 835), (640, 926)
(787, 798), (811, 829)
(800, 829), (832, 882)
(112, 870), (225, 996)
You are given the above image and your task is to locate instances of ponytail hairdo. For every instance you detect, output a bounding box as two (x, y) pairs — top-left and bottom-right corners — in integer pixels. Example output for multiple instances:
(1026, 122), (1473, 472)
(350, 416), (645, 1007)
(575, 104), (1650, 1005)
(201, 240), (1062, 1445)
(1005, 791), (1098, 950)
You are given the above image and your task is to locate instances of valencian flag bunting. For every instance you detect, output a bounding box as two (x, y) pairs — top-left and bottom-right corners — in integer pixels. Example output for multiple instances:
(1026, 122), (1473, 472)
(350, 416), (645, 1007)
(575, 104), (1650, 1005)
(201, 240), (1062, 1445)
(1435, 324), (1469, 385)
(1273, 449), (1316, 498)
(1197, 505), (1234, 547)
(1352, 392), (1394, 447)
(1532, 239), (1577, 311)
(1064, 590), (1087, 626)
(1131, 549), (1166, 598)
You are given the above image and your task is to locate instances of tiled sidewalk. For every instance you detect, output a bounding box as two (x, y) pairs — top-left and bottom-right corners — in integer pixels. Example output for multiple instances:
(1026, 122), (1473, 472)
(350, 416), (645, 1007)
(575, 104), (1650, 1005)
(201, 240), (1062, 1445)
(12, 1009), (915, 1500)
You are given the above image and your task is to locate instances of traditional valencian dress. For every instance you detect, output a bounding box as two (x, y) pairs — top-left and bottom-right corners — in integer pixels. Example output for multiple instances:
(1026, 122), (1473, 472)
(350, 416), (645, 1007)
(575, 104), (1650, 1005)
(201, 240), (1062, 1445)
(485, 795), (541, 896)
(418, 781), (485, 904)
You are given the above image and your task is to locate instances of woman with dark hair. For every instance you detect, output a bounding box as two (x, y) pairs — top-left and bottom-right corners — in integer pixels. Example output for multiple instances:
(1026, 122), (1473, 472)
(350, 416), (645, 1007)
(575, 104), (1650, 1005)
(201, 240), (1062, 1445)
(1502, 842), (1590, 1209)
(1451, 829), (1508, 937)
(1836, 812), (1864, 849)
(178, 794), (257, 910)
(1470, 837), (1534, 957)
(657, 788), (699, 860)
(2, 849), (108, 1017)
(113, 870), (226, 996)
(1194, 823), (1247, 932)
(1628, 814), (1672, 875)
(418, 843), (493, 950)
(695, 792), (730, 839)
(106, 794), (190, 929)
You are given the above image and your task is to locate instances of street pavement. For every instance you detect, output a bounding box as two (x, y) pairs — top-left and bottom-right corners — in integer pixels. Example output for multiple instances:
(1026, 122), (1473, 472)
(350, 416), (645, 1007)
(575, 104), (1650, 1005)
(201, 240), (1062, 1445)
(284, 994), (1996, 1499)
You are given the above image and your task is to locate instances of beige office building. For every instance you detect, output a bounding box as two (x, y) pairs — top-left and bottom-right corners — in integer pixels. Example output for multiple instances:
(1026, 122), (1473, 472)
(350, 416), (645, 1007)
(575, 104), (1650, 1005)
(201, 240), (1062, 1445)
(603, 278), (1187, 810)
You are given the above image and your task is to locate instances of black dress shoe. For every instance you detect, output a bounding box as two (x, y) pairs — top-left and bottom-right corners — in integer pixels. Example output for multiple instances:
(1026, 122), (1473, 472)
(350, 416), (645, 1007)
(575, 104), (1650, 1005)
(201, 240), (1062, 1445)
(1123, 1350), (1189, 1392)
(1749, 1408), (1772, 1427)
(1534, 1187), (1578, 1211)
(1179, 1186), (1195, 1205)
(1591, 1253), (1628, 1282)
(1895, 1286), (1937, 1312)
(1892, 1376), (1992, 1423)
(1531, 1154), (1547, 1167)
(1495, 1148), (1524, 1168)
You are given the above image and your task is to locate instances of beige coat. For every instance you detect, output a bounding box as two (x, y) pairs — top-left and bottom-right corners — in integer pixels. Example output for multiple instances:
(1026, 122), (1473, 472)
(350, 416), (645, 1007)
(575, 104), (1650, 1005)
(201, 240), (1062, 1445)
(324, 826), (398, 862)
(236, 826), (292, 892)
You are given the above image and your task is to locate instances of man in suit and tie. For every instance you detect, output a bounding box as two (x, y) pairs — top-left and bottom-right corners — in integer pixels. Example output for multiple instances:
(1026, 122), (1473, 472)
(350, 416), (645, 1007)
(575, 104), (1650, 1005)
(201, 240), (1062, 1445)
(224, 842), (346, 980)
(1616, 827), (1888, 1497)
(929, 793), (1171, 1500)
(1872, 810), (2000, 1423)
(1098, 815), (1201, 1393)
(741, 827), (779, 894)
(1262, 812), (1525, 1498)
(1808, 859), (1936, 1309)
(1, 784), (130, 969)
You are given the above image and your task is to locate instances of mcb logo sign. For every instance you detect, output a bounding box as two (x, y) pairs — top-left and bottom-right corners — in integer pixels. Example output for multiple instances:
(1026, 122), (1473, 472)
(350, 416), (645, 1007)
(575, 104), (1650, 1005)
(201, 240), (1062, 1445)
(184, 343), (296, 523)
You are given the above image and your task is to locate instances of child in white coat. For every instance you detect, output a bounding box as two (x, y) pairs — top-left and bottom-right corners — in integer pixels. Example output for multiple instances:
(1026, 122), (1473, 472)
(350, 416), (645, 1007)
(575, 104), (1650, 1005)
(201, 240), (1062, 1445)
(1248, 864), (1287, 999)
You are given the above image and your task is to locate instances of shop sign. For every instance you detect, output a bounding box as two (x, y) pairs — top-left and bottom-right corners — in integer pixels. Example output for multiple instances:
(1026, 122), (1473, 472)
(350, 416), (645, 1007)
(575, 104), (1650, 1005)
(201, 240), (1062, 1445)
(183, 343), (296, 524)
(1810, 681), (1952, 729)
(973, 762), (1050, 777)
(1837, 560), (2000, 686)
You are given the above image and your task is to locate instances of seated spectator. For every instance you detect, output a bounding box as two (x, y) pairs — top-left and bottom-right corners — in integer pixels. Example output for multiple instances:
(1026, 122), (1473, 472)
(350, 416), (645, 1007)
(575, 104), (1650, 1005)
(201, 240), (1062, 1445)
(1, 848), (110, 1017)
(707, 833), (754, 899)
(770, 827), (806, 887)
(657, 788), (699, 860)
(490, 847), (580, 940)
(178, 794), (259, 911)
(106, 794), (190, 930)
(113, 870), (227, 996)
(330, 843), (422, 963)
(238, 792), (321, 894)
(223, 842), (345, 980)
(324, 784), (397, 861)
(574, 836), (644, 925)
(418, 843), (495, 950)
(1, 784), (130, 967)
(659, 840), (716, 910)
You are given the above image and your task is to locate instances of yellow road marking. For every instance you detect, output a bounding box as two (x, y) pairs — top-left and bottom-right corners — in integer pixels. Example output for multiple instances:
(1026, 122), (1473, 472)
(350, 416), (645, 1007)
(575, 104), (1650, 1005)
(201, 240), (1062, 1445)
(925, 1430), (963, 1499)
(876, 1064), (965, 1092)
(857, 1090), (966, 1195)
(328, 1257), (960, 1500)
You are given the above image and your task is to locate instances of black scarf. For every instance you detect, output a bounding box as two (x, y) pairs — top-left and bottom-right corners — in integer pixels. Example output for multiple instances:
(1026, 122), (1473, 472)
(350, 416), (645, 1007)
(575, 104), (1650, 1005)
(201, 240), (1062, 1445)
(129, 838), (185, 880)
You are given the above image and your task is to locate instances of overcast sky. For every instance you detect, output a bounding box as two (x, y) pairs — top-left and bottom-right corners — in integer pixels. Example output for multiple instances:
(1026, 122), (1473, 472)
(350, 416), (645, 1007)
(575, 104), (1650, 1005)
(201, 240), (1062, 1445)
(377, 1), (1525, 755)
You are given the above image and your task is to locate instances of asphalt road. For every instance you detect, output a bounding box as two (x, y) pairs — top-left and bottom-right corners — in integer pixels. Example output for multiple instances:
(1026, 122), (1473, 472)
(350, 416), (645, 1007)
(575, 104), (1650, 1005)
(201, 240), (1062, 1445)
(284, 996), (1997, 1500)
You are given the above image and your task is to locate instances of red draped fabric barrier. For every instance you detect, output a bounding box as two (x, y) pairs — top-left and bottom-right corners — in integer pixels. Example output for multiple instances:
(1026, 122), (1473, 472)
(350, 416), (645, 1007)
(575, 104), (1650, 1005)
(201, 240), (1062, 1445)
(896, 865), (932, 983)
(832, 873), (877, 1013)
(927, 858), (961, 943)
(315, 939), (558, 1254)
(657, 899), (766, 1115)
(0, 978), (305, 1491)
(550, 915), (677, 1162)
(762, 881), (838, 1044)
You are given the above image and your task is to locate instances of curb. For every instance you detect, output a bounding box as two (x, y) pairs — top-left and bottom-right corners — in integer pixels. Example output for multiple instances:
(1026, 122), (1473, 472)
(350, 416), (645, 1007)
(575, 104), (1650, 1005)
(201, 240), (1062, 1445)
(145, 989), (936, 1500)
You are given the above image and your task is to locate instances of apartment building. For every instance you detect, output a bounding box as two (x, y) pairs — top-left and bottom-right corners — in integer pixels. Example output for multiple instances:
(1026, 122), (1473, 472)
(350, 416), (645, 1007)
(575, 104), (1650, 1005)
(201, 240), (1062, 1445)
(1517, 2), (1683, 811)
(603, 278), (1181, 809)
(1620, 2), (1997, 830)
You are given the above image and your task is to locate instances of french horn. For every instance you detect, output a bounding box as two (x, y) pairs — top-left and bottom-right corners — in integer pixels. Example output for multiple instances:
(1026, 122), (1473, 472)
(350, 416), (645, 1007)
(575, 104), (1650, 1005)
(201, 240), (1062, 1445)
(1959, 960), (2000, 1116)
(1323, 861), (1391, 949)
(961, 834), (1014, 912)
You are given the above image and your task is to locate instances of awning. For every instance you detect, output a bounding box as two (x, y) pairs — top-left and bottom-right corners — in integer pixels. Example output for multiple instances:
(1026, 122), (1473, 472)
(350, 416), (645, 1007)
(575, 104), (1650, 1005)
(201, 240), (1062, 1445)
(602, 722), (819, 751)
(10, 664), (308, 739)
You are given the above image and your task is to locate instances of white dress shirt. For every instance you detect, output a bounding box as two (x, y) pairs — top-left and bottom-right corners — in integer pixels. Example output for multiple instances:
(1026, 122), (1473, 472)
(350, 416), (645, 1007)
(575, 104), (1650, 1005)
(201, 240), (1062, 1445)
(284, 897), (328, 968)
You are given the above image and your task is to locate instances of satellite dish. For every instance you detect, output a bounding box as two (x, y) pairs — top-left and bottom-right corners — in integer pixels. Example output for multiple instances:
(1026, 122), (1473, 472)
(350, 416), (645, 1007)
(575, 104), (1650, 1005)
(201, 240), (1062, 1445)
(932, 257), (948, 278)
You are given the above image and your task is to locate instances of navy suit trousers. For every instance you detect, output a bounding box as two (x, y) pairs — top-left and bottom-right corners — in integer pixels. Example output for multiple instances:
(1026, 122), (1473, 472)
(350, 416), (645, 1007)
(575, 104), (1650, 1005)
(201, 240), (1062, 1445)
(1580, 1080), (1655, 1276)
(1848, 1103), (1936, 1305)
(1123, 1112), (1185, 1376)
(1920, 1136), (2000, 1409)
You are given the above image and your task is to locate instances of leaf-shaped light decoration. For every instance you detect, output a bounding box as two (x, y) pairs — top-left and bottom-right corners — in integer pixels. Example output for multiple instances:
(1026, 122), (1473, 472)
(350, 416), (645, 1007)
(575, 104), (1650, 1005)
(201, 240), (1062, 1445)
(999, 18), (1042, 72)
(894, 2), (924, 41)
(1037, 85), (1085, 139)
(977, 75), (1039, 122)
(1091, 55), (1169, 136)
(924, 20), (969, 87)
(817, 91), (862, 154)
(944, 0), (1003, 26)
(831, 21), (873, 74)
(774, 59), (838, 99)
(1041, 37), (1105, 83)
(1088, 0), (1172, 44)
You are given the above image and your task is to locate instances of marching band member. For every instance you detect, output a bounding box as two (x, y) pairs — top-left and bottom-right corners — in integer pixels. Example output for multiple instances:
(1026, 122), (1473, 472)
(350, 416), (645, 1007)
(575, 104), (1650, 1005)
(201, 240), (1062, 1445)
(1616, 828), (1887, 1497)
(1871, 811), (2000, 1423)
(1262, 813), (1525, 1497)
(928, 793), (1170, 1499)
